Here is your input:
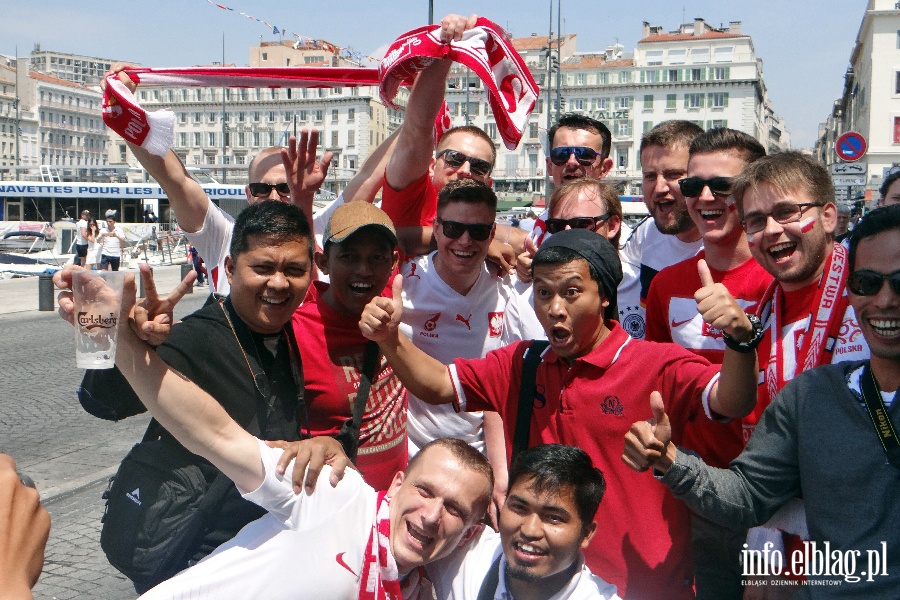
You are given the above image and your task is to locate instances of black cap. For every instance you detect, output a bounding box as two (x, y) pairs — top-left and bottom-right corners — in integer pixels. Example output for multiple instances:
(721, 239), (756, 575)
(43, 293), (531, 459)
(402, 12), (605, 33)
(534, 229), (622, 320)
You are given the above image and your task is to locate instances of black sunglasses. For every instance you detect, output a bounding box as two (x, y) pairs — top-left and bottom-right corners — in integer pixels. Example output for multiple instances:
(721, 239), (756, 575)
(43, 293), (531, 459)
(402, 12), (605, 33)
(248, 182), (291, 198)
(436, 217), (494, 241)
(548, 146), (601, 166)
(436, 149), (493, 177)
(678, 176), (734, 199)
(848, 270), (900, 296)
(545, 213), (611, 234)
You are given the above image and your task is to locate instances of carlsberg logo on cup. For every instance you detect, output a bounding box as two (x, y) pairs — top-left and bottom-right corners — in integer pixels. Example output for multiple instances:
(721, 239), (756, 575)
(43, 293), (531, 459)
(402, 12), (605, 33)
(77, 312), (118, 329)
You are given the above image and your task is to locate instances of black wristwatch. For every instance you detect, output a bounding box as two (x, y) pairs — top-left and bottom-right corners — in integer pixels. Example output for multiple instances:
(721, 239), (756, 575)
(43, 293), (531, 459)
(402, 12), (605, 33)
(722, 313), (764, 353)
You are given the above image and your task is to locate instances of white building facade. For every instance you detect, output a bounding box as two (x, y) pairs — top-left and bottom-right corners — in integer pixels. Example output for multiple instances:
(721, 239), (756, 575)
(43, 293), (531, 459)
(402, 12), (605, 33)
(816, 0), (900, 205)
(446, 18), (788, 202)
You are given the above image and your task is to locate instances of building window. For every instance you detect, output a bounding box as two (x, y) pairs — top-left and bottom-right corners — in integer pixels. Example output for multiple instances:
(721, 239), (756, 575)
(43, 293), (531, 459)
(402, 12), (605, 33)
(253, 132), (260, 147)
(332, 109), (339, 122)
(894, 117), (900, 144)
(597, 72), (608, 84)
(348, 131), (355, 147)
(615, 96), (633, 110)
(573, 98), (585, 110)
(896, 72), (900, 95)
(193, 132), (201, 146)
(178, 132), (188, 146)
(665, 94), (677, 110)
(692, 47), (710, 64)
(486, 123), (497, 139)
(714, 46), (734, 62)
(614, 120), (632, 137)
(348, 108), (355, 122)
(690, 68), (703, 81)
(529, 122), (539, 139)
(618, 71), (631, 83)
(709, 119), (727, 129)
(668, 49), (686, 65)
(644, 70), (659, 83)
(315, 110), (323, 122)
(193, 112), (201, 123)
(207, 132), (216, 146)
(331, 131), (339, 147)
(711, 67), (729, 81)
(710, 92), (729, 108)
(617, 148), (628, 168)
(646, 50), (663, 66)
(643, 94), (654, 110)
(575, 73), (586, 85)
(643, 121), (655, 133)
(685, 93), (704, 109)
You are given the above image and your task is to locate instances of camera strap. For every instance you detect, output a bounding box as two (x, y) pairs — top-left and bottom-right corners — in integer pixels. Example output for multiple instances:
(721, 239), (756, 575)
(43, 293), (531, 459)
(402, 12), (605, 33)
(860, 363), (900, 470)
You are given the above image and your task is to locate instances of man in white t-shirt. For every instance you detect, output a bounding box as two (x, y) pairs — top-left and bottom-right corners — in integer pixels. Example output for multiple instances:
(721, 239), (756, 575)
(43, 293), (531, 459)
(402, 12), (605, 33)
(617, 120), (705, 340)
(428, 444), (620, 600)
(399, 179), (528, 517)
(74, 209), (90, 266)
(71, 276), (493, 599)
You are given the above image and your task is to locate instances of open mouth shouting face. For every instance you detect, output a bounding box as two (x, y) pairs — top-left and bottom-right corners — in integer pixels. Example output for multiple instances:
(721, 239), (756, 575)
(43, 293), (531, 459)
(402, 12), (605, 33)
(532, 259), (608, 361)
(683, 150), (748, 246)
(317, 228), (398, 318)
(387, 444), (490, 573)
(640, 144), (696, 237)
(741, 182), (836, 291)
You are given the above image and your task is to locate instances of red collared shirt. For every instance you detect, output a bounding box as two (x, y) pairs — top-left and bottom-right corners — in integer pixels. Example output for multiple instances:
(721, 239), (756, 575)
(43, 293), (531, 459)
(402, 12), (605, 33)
(449, 321), (720, 600)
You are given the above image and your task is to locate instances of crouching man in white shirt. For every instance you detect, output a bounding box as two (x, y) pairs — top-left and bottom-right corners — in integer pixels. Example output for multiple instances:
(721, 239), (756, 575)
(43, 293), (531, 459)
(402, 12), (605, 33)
(58, 272), (493, 600)
(428, 444), (621, 600)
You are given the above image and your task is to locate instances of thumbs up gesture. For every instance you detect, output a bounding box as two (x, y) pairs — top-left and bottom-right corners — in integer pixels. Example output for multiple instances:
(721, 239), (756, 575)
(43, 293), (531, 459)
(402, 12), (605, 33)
(693, 259), (753, 341)
(359, 274), (404, 344)
(622, 391), (675, 473)
(515, 235), (539, 283)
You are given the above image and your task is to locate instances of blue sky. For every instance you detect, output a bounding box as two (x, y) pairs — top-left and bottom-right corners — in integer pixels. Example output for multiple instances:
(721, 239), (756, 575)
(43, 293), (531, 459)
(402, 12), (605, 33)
(1, 0), (867, 148)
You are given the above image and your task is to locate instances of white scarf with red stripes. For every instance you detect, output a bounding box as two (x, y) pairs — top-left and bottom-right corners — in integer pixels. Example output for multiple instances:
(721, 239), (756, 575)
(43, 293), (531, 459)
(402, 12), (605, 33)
(102, 18), (536, 156)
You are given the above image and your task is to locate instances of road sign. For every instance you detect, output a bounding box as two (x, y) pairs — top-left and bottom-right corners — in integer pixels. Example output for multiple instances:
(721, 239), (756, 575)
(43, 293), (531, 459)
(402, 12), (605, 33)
(831, 162), (866, 175)
(835, 132), (867, 162)
(831, 175), (866, 186)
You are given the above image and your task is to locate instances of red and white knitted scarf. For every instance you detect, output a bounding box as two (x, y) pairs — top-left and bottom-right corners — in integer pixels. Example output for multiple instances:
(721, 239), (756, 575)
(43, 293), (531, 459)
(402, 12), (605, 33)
(102, 18), (536, 156)
(358, 491), (431, 600)
(379, 17), (538, 150)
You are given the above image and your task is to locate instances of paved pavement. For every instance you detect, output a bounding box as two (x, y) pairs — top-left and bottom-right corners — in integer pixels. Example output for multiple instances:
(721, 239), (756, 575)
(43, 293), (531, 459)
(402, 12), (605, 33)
(0, 267), (208, 599)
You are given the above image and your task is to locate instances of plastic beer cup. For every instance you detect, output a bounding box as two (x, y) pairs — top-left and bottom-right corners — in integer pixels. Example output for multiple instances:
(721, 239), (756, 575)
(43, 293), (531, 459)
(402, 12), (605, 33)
(72, 270), (126, 369)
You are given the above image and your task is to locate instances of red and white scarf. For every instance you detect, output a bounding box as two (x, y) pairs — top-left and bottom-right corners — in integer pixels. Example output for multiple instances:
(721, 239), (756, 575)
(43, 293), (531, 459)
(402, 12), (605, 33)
(379, 17), (538, 150)
(103, 18), (537, 156)
(759, 242), (850, 401)
(358, 491), (431, 600)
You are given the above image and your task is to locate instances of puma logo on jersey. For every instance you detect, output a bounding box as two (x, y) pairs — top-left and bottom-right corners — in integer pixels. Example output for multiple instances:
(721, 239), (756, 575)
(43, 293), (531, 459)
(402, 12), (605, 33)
(126, 488), (141, 506)
(456, 313), (473, 330)
(407, 263), (421, 279)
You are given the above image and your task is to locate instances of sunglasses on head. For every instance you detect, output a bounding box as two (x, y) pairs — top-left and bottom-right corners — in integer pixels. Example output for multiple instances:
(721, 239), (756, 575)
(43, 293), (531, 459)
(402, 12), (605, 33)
(545, 213), (611, 234)
(848, 270), (900, 296)
(436, 149), (493, 177)
(248, 182), (291, 198)
(436, 217), (494, 241)
(678, 176), (734, 199)
(548, 146), (601, 166)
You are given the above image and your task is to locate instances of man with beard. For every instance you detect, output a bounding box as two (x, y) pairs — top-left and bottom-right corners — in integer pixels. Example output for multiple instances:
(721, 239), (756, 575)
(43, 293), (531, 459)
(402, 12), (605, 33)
(623, 204), (900, 598)
(617, 120), (704, 340)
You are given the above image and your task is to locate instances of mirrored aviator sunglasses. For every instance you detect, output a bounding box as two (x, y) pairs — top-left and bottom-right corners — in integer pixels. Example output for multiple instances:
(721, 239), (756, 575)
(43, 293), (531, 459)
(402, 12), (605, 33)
(678, 176), (733, 198)
(548, 146), (600, 166)
(848, 270), (900, 296)
(437, 149), (493, 177)
(248, 182), (291, 197)
(437, 218), (494, 241)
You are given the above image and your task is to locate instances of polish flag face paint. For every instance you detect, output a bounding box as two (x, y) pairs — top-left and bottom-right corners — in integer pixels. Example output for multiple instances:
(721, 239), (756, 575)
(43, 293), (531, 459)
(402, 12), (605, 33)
(799, 217), (816, 233)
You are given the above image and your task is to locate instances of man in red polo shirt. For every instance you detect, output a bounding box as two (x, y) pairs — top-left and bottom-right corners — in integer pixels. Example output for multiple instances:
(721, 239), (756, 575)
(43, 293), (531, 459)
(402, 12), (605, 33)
(360, 229), (760, 599)
(643, 127), (771, 598)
